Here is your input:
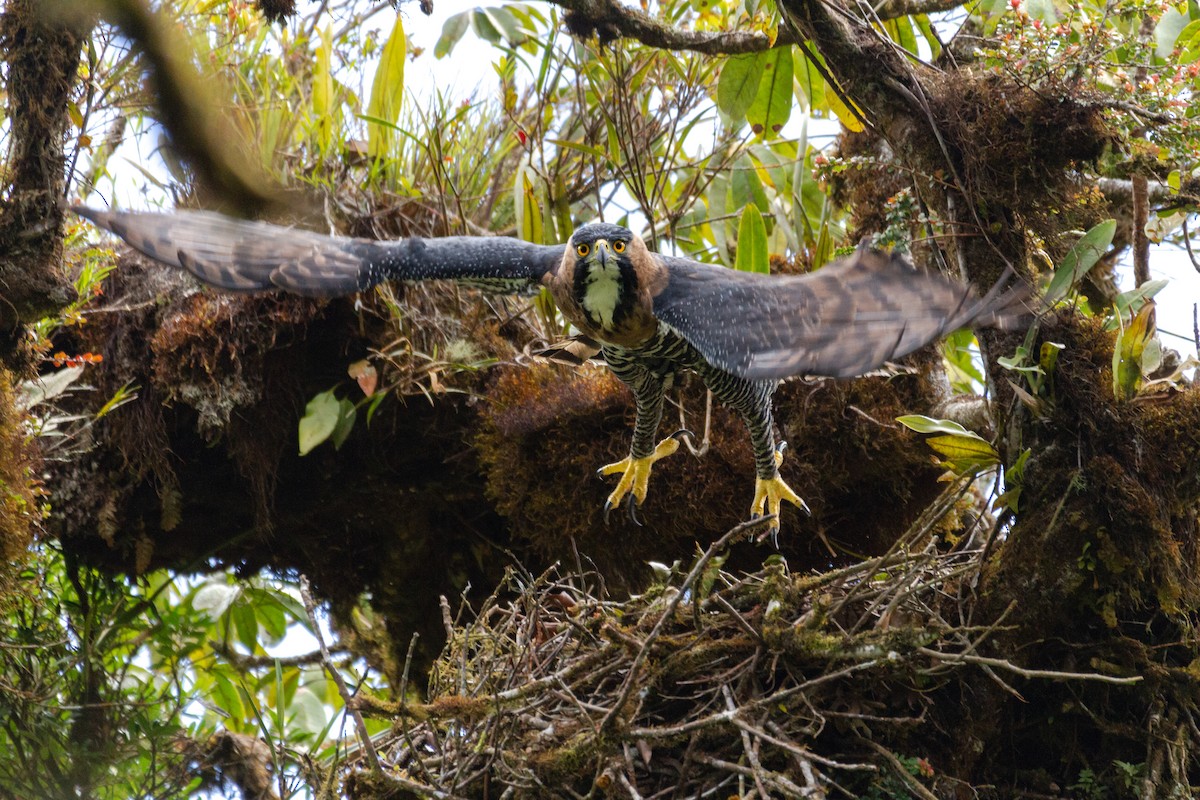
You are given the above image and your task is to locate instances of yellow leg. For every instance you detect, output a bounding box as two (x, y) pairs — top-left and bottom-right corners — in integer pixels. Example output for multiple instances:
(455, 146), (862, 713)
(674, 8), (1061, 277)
(598, 436), (682, 525)
(750, 446), (811, 535)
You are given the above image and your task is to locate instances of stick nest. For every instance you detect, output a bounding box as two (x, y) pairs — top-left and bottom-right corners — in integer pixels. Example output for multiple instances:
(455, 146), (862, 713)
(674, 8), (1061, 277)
(345, 493), (1141, 799)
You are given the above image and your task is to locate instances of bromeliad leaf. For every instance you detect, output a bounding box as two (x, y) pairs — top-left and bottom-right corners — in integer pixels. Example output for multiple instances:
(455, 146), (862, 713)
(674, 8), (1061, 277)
(366, 14), (406, 159)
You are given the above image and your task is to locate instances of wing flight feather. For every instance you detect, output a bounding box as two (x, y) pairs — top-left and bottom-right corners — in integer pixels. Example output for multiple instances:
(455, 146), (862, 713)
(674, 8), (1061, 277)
(73, 206), (563, 297)
(653, 249), (1029, 381)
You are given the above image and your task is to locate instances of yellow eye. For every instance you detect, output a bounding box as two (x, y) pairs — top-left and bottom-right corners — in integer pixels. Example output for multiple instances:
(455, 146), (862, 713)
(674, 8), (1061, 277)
(576, 243), (590, 257)
(613, 240), (626, 253)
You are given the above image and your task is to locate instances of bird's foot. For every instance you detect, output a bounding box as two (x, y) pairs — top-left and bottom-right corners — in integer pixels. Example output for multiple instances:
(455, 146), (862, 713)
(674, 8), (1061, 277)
(599, 431), (693, 525)
(750, 443), (811, 539)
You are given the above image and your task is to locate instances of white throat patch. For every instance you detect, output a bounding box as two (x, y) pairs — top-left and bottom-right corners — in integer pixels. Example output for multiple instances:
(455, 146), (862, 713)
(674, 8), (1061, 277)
(582, 260), (623, 328)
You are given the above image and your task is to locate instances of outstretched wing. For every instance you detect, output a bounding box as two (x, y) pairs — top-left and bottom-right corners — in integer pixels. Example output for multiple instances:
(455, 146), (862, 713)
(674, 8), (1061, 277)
(72, 206), (564, 297)
(653, 249), (1029, 381)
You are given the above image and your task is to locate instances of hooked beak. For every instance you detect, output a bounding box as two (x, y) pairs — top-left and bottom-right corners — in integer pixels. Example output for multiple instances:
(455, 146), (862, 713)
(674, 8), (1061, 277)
(595, 239), (611, 265)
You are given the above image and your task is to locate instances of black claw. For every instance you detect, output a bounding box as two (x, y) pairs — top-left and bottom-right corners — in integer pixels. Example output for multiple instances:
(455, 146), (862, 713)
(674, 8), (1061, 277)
(627, 496), (643, 527)
(603, 500), (615, 525)
(776, 441), (789, 455)
(668, 428), (697, 444)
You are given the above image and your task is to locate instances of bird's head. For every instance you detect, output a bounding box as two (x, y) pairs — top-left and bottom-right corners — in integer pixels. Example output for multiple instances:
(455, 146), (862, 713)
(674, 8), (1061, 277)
(568, 223), (641, 271)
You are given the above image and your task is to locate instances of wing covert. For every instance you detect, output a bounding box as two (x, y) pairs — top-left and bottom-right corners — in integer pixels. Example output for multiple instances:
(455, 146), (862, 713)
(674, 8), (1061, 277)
(72, 206), (563, 297)
(652, 250), (1029, 381)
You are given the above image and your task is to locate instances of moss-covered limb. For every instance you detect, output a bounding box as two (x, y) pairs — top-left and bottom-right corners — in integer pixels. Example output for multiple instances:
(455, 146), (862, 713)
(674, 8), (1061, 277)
(0, 1), (89, 340)
(778, 0), (934, 139)
(0, 368), (42, 603)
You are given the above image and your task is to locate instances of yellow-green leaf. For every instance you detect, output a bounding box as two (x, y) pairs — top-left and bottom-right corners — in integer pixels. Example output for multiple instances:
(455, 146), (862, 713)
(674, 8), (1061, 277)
(311, 26), (334, 155)
(926, 434), (1000, 475)
(515, 166), (544, 244)
(1113, 301), (1156, 401)
(735, 204), (769, 274)
(366, 14), (406, 160)
(824, 85), (865, 133)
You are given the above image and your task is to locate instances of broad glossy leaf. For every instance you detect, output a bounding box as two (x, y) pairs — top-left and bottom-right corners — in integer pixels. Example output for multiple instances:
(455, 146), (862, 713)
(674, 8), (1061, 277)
(434, 11), (470, 58)
(330, 397), (357, 450)
(897, 414), (986, 438)
(298, 390), (340, 456)
(926, 434), (1000, 475)
(1108, 279), (1167, 330)
(717, 52), (767, 122)
(1045, 219), (1116, 304)
(746, 47), (792, 138)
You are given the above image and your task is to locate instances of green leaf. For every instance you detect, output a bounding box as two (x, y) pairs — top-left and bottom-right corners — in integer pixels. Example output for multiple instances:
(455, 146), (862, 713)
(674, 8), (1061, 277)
(470, 9), (502, 43)
(731, 154), (769, 213)
(366, 14), (406, 160)
(793, 49), (825, 110)
(746, 47), (792, 138)
(232, 603), (259, 653)
(1113, 301), (1156, 401)
(708, 171), (731, 265)
(1044, 219), (1116, 304)
(897, 414), (985, 438)
(735, 204), (769, 274)
(884, 18), (918, 56)
(331, 397), (357, 450)
(823, 83), (864, 133)
(913, 15), (942, 61)
(298, 390), (341, 456)
(546, 138), (608, 160)
(515, 166), (544, 244)
(435, 11), (470, 58)
(481, 7), (522, 45)
(926, 434), (1000, 475)
(211, 671), (245, 719)
(1107, 279), (1167, 330)
(717, 52), (767, 123)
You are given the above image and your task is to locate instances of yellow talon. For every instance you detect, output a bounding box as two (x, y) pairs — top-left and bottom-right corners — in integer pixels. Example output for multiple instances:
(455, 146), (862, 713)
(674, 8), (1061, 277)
(599, 436), (681, 525)
(750, 444), (810, 535)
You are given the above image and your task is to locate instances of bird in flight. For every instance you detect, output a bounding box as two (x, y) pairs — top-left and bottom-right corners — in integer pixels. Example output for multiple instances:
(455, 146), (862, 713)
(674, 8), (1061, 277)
(73, 206), (1028, 536)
